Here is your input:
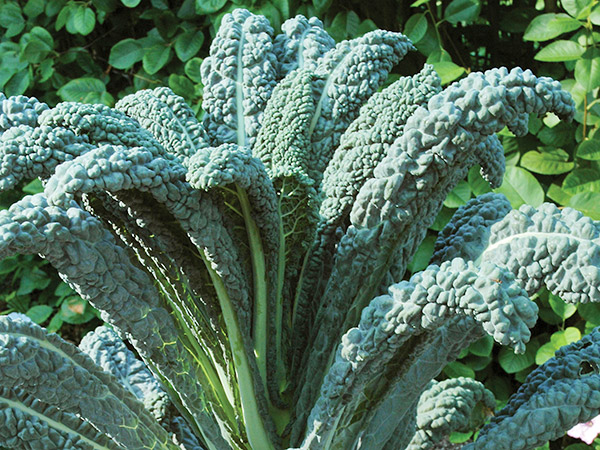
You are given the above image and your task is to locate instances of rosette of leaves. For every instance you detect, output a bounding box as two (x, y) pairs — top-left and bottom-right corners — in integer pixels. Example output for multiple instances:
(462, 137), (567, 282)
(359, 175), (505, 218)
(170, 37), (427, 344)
(0, 9), (597, 450)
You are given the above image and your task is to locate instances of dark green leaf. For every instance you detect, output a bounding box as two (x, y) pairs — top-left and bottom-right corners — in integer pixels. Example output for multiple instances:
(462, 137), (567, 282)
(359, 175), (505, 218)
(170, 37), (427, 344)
(151, 0), (169, 9)
(357, 19), (378, 36)
(177, 0), (196, 19)
(562, 168), (600, 194)
(498, 340), (538, 373)
(430, 206), (454, 231)
(175, 29), (204, 62)
(92, 0), (118, 13)
(576, 139), (600, 160)
(444, 0), (480, 24)
(57, 77), (106, 102)
(26, 305), (54, 324)
(575, 48), (600, 90)
(109, 39), (144, 69)
(73, 5), (95, 36)
(494, 166), (544, 208)
(0, 257), (18, 274)
(17, 267), (51, 295)
(184, 57), (203, 83)
(55, 283), (74, 298)
(404, 13), (428, 43)
(23, 0), (46, 18)
(520, 148), (574, 175)
(443, 361), (476, 379)
(579, 302), (600, 323)
(143, 44), (171, 74)
(523, 13), (582, 41)
(168, 74), (195, 99)
(468, 335), (494, 357)
(195, 0), (227, 14)
(0, 3), (24, 29)
(47, 314), (63, 333)
(5, 69), (31, 96)
(534, 39), (585, 61)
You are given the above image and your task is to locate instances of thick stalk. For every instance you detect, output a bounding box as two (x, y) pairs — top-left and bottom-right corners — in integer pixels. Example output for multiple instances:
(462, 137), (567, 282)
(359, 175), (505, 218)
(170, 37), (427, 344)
(236, 186), (269, 394)
(202, 252), (275, 450)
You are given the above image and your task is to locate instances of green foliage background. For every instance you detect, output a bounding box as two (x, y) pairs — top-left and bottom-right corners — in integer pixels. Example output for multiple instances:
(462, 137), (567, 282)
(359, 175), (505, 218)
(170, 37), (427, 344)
(1, 0), (599, 447)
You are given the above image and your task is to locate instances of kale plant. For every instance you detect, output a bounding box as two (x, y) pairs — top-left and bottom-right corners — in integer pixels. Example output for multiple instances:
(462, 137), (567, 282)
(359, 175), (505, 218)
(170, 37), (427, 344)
(0, 9), (598, 450)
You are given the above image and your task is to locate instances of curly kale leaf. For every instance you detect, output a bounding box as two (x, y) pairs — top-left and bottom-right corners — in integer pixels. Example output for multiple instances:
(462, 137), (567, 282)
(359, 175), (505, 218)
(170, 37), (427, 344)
(38, 102), (167, 157)
(0, 93), (48, 131)
(79, 326), (172, 423)
(0, 195), (231, 449)
(481, 203), (600, 302)
(307, 30), (414, 182)
(201, 9), (278, 148)
(116, 86), (210, 163)
(296, 258), (536, 448)
(273, 15), (335, 77)
(0, 125), (93, 190)
(431, 192), (513, 264)
(467, 327), (600, 450)
(406, 378), (495, 450)
(0, 314), (177, 450)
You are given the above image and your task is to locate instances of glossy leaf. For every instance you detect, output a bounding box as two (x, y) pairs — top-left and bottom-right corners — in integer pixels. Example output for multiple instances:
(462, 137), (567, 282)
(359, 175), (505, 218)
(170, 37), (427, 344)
(109, 39), (144, 69)
(493, 166), (544, 208)
(404, 13), (428, 43)
(523, 13), (582, 41)
(175, 29), (204, 62)
(444, 0), (480, 24)
(567, 192), (600, 219)
(443, 180), (471, 208)
(143, 44), (170, 74)
(576, 139), (600, 160)
(575, 48), (600, 91)
(195, 0), (227, 14)
(535, 40), (585, 62)
(562, 168), (600, 194)
(520, 149), (574, 175)
(57, 77), (106, 103)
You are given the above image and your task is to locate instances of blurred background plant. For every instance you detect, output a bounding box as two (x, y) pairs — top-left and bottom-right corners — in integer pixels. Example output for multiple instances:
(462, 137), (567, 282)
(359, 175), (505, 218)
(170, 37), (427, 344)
(0, 0), (598, 447)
